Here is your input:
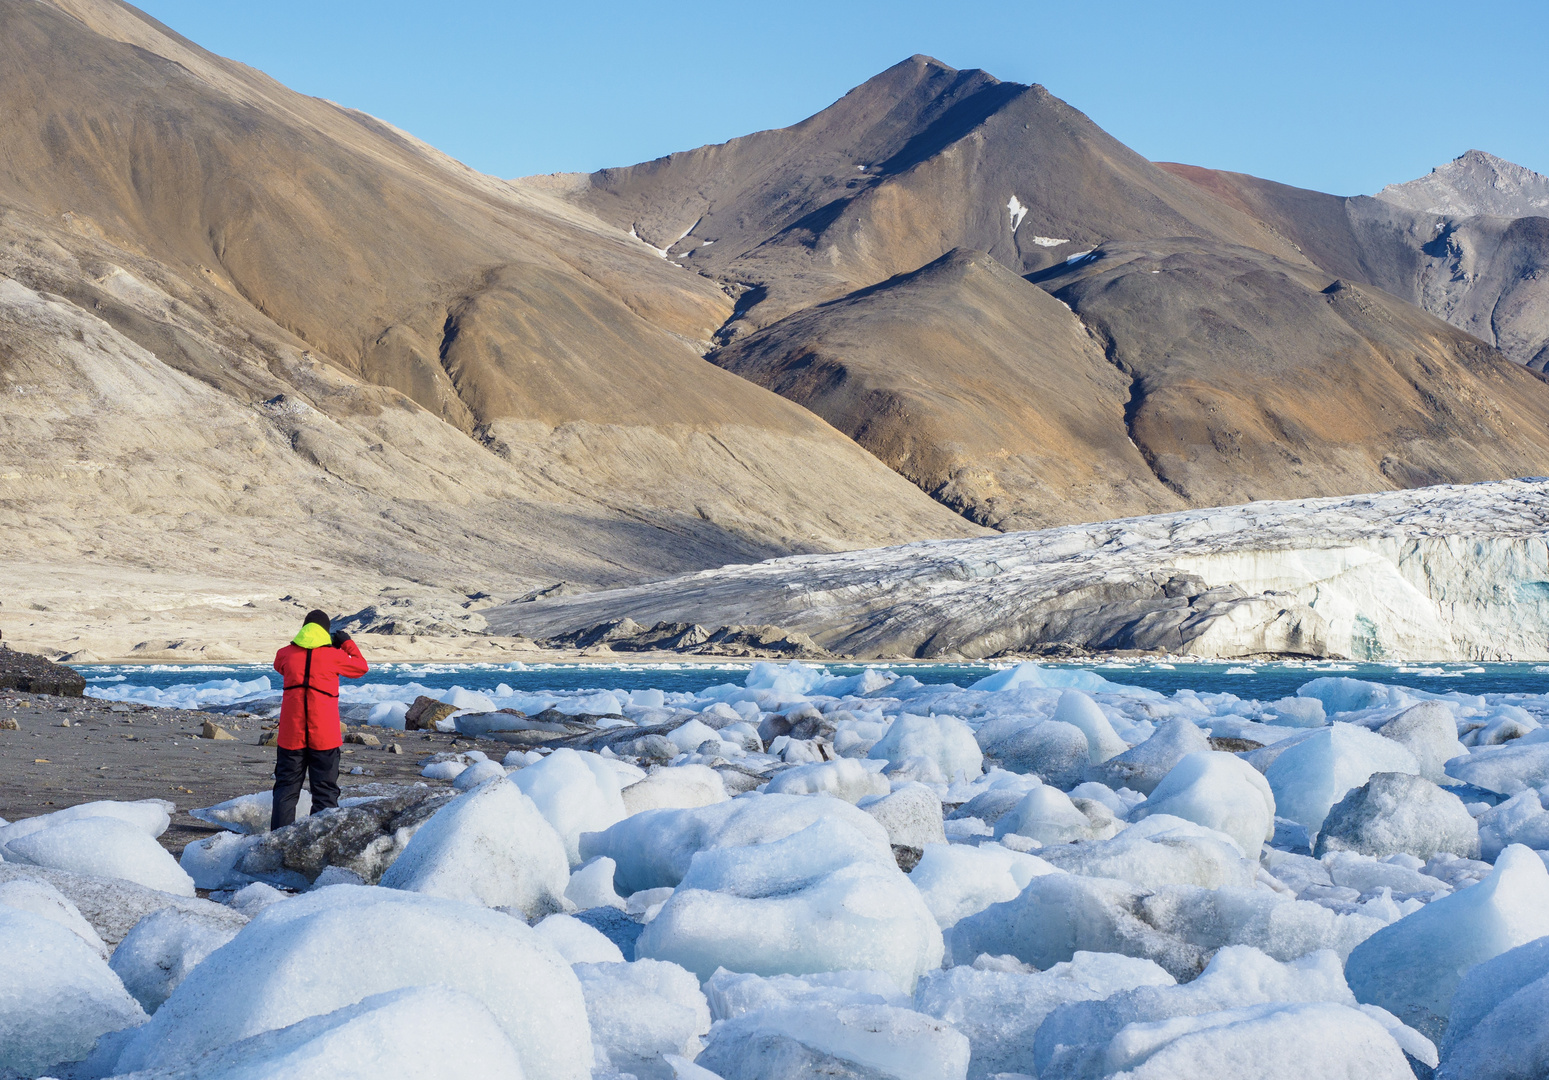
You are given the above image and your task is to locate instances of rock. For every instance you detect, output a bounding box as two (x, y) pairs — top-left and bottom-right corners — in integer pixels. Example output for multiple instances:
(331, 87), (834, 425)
(1379, 702), (1467, 784)
(1314, 772), (1480, 860)
(859, 783), (947, 851)
(387, 743), (402, 755)
(235, 789), (455, 888)
(345, 731), (381, 746)
(259, 732), (279, 747)
(200, 720), (236, 741)
(403, 696), (457, 731)
(0, 718), (17, 730)
(0, 645), (85, 696)
(1091, 718), (1213, 795)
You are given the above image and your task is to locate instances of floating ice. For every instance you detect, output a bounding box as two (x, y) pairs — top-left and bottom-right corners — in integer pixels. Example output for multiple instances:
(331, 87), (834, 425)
(1051, 690), (1129, 763)
(1092, 718), (1213, 795)
(1438, 936), (1549, 1080)
(1134, 752), (1275, 858)
(1445, 739), (1549, 794)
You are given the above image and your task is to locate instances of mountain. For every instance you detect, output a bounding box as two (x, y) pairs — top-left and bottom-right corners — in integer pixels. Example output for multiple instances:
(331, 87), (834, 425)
(0, 1), (980, 657)
(1376, 150), (1549, 218)
(1159, 159), (1549, 369)
(564, 58), (1549, 528)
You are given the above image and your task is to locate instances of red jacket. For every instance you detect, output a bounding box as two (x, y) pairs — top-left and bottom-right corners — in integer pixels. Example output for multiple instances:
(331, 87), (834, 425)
(273, 628), (368, 750)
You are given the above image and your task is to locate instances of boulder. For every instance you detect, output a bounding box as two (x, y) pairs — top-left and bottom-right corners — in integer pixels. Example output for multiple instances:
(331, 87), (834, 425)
(1313, 772), (1480, 859)
(403, 695), (457, 731)
(200, 720), (237, 740)
(0, 645), (85, 696)
(235, 789), (454, 888)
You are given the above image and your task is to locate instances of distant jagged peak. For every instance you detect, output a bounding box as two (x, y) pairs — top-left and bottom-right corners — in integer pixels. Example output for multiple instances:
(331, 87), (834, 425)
(1375, 149), (1549, 219)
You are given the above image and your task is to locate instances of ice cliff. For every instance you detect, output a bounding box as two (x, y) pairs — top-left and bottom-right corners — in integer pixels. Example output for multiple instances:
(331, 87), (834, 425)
(490, 480), (1549, 661)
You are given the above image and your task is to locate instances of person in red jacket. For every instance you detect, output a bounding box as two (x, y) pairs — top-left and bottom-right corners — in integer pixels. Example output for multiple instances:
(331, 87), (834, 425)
(270, 609), (369, 830)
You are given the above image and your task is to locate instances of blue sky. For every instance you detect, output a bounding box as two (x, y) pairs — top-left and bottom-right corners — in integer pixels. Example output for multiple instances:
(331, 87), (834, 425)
(135, 1), (1547, 196)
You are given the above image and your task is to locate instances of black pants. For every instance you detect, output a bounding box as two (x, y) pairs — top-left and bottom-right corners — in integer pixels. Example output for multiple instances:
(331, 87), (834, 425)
(271, 746), (341, 830)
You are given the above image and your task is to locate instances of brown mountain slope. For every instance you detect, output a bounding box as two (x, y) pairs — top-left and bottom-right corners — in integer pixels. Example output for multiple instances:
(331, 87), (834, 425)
(565, 55), (1309, 340)
(0, 1), (981, 657)
(1158, 161), (1549, 369)
(1032, 237), (1549, 504)
(710, 249), (1185, 530)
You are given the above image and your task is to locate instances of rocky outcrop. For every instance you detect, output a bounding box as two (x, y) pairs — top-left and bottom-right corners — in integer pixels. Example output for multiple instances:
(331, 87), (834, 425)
(489, 480), (1549, 661)
(0, 645), (85, 697)
(540, 619), (826, 658)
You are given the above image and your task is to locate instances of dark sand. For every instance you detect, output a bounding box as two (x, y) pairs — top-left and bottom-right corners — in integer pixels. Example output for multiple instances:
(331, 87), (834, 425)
(0, 690), (514, 853)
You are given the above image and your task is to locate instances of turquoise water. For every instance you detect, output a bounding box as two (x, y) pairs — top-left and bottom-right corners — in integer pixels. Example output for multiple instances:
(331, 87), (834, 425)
(75, 659), (1549, 712)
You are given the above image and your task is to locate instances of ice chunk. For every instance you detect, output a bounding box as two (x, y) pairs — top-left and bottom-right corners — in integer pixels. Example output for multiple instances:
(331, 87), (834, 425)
(0, 798), (171, 855)
(109, 906), (242, 1013)
(1134, 751), (1275, 858)
(568, 855), (627, 910)
(1140, 884), (1383, 963)
(696, 1002), (970, 1080)
(913, 952), (1172, 1079)
(1038, 815), (1257, 890)
(860, 783), (947, 850)
(1438, 936), (1549, 1080)
(535, 912), (626, 963)
(1051, 690), (1129, 763)
(1445, 739), (1549, 795)
(0, 863), (241, 948)
(190, 790), (311, 834)
(909, 842), (1060, 929)
(0, 876), (107, 957)
(705, 969), (908, 1020)
(0, 907), (146, 1076)
(1475, 789), (1549, 860)
(1097, 1001), (1413, 1079)
(229, 881), (288, 918)
(575, 959), (710, 1080)
(636, 817), (944, 991)
(1321, 851), (1449, 896)
(983, 720), (1090, 788)
(946, 872), (1205, 980)
(234, 789), (452, 889)
(452, 758), (507, 790)
(378, 777), (569, 917)
(114, 985), (526, 1079)
(1344, 844), (1549, 1039)
(1265, 696), (1327, 727)
(580, 792), (893, 895)
(970, 663), (1114, 694)
(1091, 719), (1213, 795)
(1265, 724), (1419, 838)
(440, 686), (497, 713)
(112, 885), (593, 1078)
(420, 759), (466, 780)
(994, 783), (1114, 846)
(623, 764), (729, 813)
(513, 748), (628, 865)
(1297, 677), (1411, 714)
(180, 829), (261, 890)
(1032, 945), (1417, 1079)
(1314, 772), (1479, 859)
(869, 714), (984, 783)
(5, 816), (195, 896)
(1377, 701), (1467, 783)
(767, 758), (891, 802)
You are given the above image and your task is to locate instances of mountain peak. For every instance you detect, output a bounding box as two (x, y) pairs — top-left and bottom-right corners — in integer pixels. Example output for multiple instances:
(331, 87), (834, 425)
(1375, 149), (1549, 218)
